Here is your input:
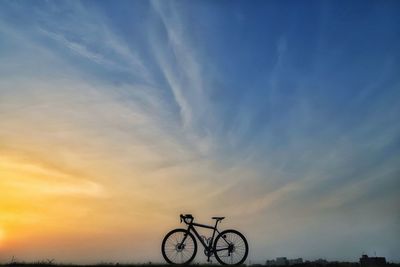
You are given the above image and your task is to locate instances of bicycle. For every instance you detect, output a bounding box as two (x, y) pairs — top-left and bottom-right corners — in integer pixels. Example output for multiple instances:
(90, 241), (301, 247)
(161, 214), (249, 265)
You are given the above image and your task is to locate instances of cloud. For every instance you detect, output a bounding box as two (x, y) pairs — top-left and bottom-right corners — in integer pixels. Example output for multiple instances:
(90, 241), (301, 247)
(149, 1), (214, 150)
(0, 1), (150, 82)
(38, 28), (118, 68)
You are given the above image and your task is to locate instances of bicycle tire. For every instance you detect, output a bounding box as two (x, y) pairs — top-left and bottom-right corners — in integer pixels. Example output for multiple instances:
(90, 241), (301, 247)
(161, 228), (197, 265)
(213, 229), (248, 265)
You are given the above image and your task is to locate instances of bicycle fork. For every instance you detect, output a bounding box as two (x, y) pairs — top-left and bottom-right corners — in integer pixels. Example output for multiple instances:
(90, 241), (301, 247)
(178, 232), (190, 250)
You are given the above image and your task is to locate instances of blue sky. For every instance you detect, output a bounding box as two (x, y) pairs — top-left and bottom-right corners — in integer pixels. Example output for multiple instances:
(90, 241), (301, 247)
(0, 0), (399, 264)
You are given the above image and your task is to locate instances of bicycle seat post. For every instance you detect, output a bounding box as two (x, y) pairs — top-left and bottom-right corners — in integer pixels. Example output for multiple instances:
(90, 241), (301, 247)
(212, 216), (225, 228)
(214, 219), (219, 229)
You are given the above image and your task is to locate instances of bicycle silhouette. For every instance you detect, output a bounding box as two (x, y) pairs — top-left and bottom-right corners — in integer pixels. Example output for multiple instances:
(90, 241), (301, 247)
(161, 214), (248, 265)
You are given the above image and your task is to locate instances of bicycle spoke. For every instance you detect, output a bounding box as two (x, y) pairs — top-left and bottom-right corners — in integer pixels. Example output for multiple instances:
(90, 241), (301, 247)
(162, 229), (197, 264)
(214, 230), (248, 265)
(172, 251), (178, 262)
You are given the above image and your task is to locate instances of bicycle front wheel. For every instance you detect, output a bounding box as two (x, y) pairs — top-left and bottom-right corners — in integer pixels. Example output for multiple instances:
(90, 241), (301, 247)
(214, 229), (248, 265)
(161, 228), (197, 265)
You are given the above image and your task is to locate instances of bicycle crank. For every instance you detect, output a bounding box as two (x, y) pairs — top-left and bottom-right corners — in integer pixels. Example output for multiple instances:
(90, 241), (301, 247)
(204, 249), (213, 257)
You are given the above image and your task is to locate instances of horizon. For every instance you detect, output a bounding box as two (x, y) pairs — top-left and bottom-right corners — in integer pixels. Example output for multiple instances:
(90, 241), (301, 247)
(0, 254), (399, 266)
(0, 0), (399, 265)
(0, 254), (398, 265)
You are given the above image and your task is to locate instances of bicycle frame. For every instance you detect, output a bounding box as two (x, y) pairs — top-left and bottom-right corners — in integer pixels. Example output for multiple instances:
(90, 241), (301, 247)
(185, 220), (221, 251)
(180, 217), (231, 260)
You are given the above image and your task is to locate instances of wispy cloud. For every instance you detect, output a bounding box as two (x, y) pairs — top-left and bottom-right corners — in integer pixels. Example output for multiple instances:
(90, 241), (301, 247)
(38, 28), (118, 68)
(1, 1), (150, 81)
(149, 1), (214, 153)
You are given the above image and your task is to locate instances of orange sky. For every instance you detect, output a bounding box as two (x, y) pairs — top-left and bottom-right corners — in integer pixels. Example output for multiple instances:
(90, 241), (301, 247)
(0, 134), (252, 263)
(0, 153), (198, 263)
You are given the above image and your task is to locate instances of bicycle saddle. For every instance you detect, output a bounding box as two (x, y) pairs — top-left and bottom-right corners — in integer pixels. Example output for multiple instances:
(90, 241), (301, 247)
(212, 216), (225, 221)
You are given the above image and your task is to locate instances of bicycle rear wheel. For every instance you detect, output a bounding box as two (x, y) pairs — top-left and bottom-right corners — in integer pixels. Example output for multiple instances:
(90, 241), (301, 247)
(214, 229), (248, 265)
(161, 228), (197, 265)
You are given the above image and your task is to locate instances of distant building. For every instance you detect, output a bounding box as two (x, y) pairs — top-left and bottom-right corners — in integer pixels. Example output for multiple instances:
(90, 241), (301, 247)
(276, 257), (288, 266)
(288, 258), (303, 265)
(360, 255), (387, 267)
(266, 257), (303, 266)
(315, 258), (329, 265)
(266, 257), (287, 266)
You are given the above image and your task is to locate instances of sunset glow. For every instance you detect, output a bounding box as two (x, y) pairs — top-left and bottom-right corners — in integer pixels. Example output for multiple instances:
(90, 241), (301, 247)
(0, 226), (5, 247)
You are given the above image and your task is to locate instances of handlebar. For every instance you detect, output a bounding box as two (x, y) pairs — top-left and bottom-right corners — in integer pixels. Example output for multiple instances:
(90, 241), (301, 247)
(180, 214), (193, 224)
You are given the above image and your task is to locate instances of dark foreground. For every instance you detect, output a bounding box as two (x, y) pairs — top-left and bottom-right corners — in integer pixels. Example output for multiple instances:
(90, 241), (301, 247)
(1, 263), (399, 267)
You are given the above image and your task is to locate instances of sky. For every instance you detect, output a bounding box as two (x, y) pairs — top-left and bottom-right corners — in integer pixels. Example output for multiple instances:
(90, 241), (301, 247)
(0, 0), (400, 264)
